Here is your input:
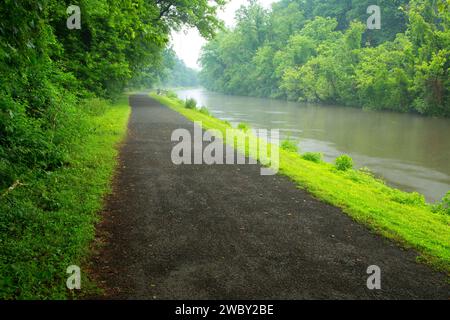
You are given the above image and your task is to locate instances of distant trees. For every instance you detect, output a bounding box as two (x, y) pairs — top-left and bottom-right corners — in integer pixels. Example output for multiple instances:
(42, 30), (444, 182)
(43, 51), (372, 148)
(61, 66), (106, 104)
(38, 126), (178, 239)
(199, 0), (450, 117)
(130, 47), (199, 88)
(162, 49), (199, 88)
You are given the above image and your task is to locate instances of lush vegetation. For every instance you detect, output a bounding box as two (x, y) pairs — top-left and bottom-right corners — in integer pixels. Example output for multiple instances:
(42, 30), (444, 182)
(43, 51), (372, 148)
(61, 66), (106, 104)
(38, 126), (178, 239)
(133, 47), (199, 89)
(281, 139), (299, 153)
(0, 98), (129, 299)
(152, 91), (450, 273)
(1, 0), (447, 298)
(301, 151), (323, 163)
(0, 0), (222, 299)
(200, 0), (450, 117)
(160, 48), (199, 88)
(185, 97), (198, 109)
(335, 154), (354, 171)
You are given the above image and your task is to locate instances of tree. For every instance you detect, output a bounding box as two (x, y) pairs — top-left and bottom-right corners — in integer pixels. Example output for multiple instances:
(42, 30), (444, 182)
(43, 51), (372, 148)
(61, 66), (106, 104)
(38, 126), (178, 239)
(0, 0), (224, 188)
(199, 0), (449, 117)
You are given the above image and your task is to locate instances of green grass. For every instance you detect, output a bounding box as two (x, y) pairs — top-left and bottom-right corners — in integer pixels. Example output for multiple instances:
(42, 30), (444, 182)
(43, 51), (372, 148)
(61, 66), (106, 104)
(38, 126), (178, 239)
(237, 122), (251, 132)
(151, 92), (450, 274)
(281, 139), (299, 153)
(184, 98), (198, 109)
(0, 97), (130, 299)
(199, 106), (211, 116)
(301, 152), (323, 163)
(335, 154), (354, 171)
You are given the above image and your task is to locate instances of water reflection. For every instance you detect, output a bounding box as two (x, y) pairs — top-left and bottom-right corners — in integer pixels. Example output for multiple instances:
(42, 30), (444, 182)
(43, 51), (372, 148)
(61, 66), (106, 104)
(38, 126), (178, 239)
(176, 88), (450, 202)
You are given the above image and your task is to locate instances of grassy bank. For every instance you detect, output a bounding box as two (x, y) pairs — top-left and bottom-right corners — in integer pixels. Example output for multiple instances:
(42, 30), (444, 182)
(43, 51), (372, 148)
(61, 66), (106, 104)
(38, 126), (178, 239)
(151, 92), (450, 274)
(0, 97), (130, 299)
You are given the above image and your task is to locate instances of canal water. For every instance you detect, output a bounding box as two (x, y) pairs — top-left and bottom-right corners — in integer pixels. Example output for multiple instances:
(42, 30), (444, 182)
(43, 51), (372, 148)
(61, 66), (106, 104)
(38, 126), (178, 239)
(176, 88), (450, 203)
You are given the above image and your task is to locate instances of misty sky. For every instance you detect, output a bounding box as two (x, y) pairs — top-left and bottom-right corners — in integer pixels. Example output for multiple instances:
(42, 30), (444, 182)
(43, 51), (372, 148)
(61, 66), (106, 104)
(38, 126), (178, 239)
(170, 0), (276, 70)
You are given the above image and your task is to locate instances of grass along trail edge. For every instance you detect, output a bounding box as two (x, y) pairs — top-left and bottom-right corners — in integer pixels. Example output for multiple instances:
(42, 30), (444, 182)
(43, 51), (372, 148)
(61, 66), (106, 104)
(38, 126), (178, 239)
(0, 97), (130, 299)
(151, 92), (450, 274)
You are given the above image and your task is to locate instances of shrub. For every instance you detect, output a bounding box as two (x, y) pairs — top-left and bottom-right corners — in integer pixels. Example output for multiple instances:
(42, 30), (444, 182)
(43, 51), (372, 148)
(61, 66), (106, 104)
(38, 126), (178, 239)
(433, 191), (450, 215)
(166, 91), (178, 99)
(237, 122), (250, 132)
(335, 154), (353, 171)
(0, 97), (128, 299)
(281, 139), (299, 153)
(302, 152), (323, 163)
(83, 98), (109, 116)
(199, 106), (210, 115)
(184, 98), (197, 109)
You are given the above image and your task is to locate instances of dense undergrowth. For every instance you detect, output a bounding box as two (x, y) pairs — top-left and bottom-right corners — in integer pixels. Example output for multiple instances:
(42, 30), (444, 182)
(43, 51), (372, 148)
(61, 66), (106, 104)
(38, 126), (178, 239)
(0, 97), (130, 299)
(199, 0), (450, 117)
(152, 92), (450, 274)
(0, 0), (222, 299)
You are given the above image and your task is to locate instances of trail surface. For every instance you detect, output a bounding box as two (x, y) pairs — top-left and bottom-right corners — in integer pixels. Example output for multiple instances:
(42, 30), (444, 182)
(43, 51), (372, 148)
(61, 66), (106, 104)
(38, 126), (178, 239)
(92, 94), (449, 299)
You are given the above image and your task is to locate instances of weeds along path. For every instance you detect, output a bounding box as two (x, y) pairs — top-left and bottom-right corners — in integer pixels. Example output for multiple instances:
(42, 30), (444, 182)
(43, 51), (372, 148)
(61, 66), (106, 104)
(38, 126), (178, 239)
(91, 94), (449, 299)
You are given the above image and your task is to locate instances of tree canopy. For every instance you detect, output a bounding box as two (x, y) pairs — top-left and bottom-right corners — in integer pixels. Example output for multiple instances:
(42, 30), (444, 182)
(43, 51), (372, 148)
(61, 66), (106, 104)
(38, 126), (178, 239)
(199, 0), (450, 117)
(0, 0), (223, 190)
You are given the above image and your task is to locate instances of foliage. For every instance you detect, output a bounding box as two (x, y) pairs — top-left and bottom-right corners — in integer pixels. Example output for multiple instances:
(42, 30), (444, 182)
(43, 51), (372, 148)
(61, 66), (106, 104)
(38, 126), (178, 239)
(0, 0), (223, 298)
(200, 0), (450, 117)
(161, 48), (199, 88)
(222, 120), (232, 127)
(166, 91), (179, 100)
(433, 191), (450, 215)
(153, 92), (450, 272)
(1, 0), (223, 188)
(302, 152), (323, 163)
(237, 122), (251, 132)
(281, 139), (299, 152)
(82, 98), (110, 116)
(0, 98), (130, 299)
(185, 98), (198, 109)
(199, 106), (211, 115)
(358, 166), (375, 178)
(335, 154), (354, 171)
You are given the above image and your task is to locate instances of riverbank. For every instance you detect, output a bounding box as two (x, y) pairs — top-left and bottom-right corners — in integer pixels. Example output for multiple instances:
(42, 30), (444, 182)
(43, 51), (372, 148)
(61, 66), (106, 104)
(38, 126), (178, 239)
(90, 94), (448, 299)
(151, 92), (450, 273)
(174, 87), (450, 203)
(0, 97), (130, 299)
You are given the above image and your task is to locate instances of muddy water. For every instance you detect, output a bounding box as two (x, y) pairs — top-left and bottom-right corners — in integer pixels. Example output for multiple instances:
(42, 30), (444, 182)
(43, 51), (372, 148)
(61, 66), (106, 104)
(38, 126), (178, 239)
(175, 88), (450, 203)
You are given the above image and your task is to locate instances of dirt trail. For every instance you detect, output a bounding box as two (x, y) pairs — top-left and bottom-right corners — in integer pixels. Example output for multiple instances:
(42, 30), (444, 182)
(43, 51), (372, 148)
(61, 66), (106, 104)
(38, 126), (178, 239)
(91, 94), (449, 299)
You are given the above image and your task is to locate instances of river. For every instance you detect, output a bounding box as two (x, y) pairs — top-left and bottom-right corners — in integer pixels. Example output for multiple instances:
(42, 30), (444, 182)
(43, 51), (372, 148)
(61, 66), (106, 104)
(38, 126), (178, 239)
(175, 88), (450, 203)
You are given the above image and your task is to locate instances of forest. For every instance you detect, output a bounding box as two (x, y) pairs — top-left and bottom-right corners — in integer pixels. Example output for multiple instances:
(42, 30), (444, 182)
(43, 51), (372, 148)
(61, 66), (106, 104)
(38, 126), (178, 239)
(0, 0), (222, 192)
(199, 0), (450, 117)
(160, 48), (199, 88)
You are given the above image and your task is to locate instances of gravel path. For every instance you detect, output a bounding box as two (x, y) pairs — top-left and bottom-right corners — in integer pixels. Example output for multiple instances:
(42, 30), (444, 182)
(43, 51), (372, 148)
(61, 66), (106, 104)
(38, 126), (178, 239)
(91, 94), (449, 299)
